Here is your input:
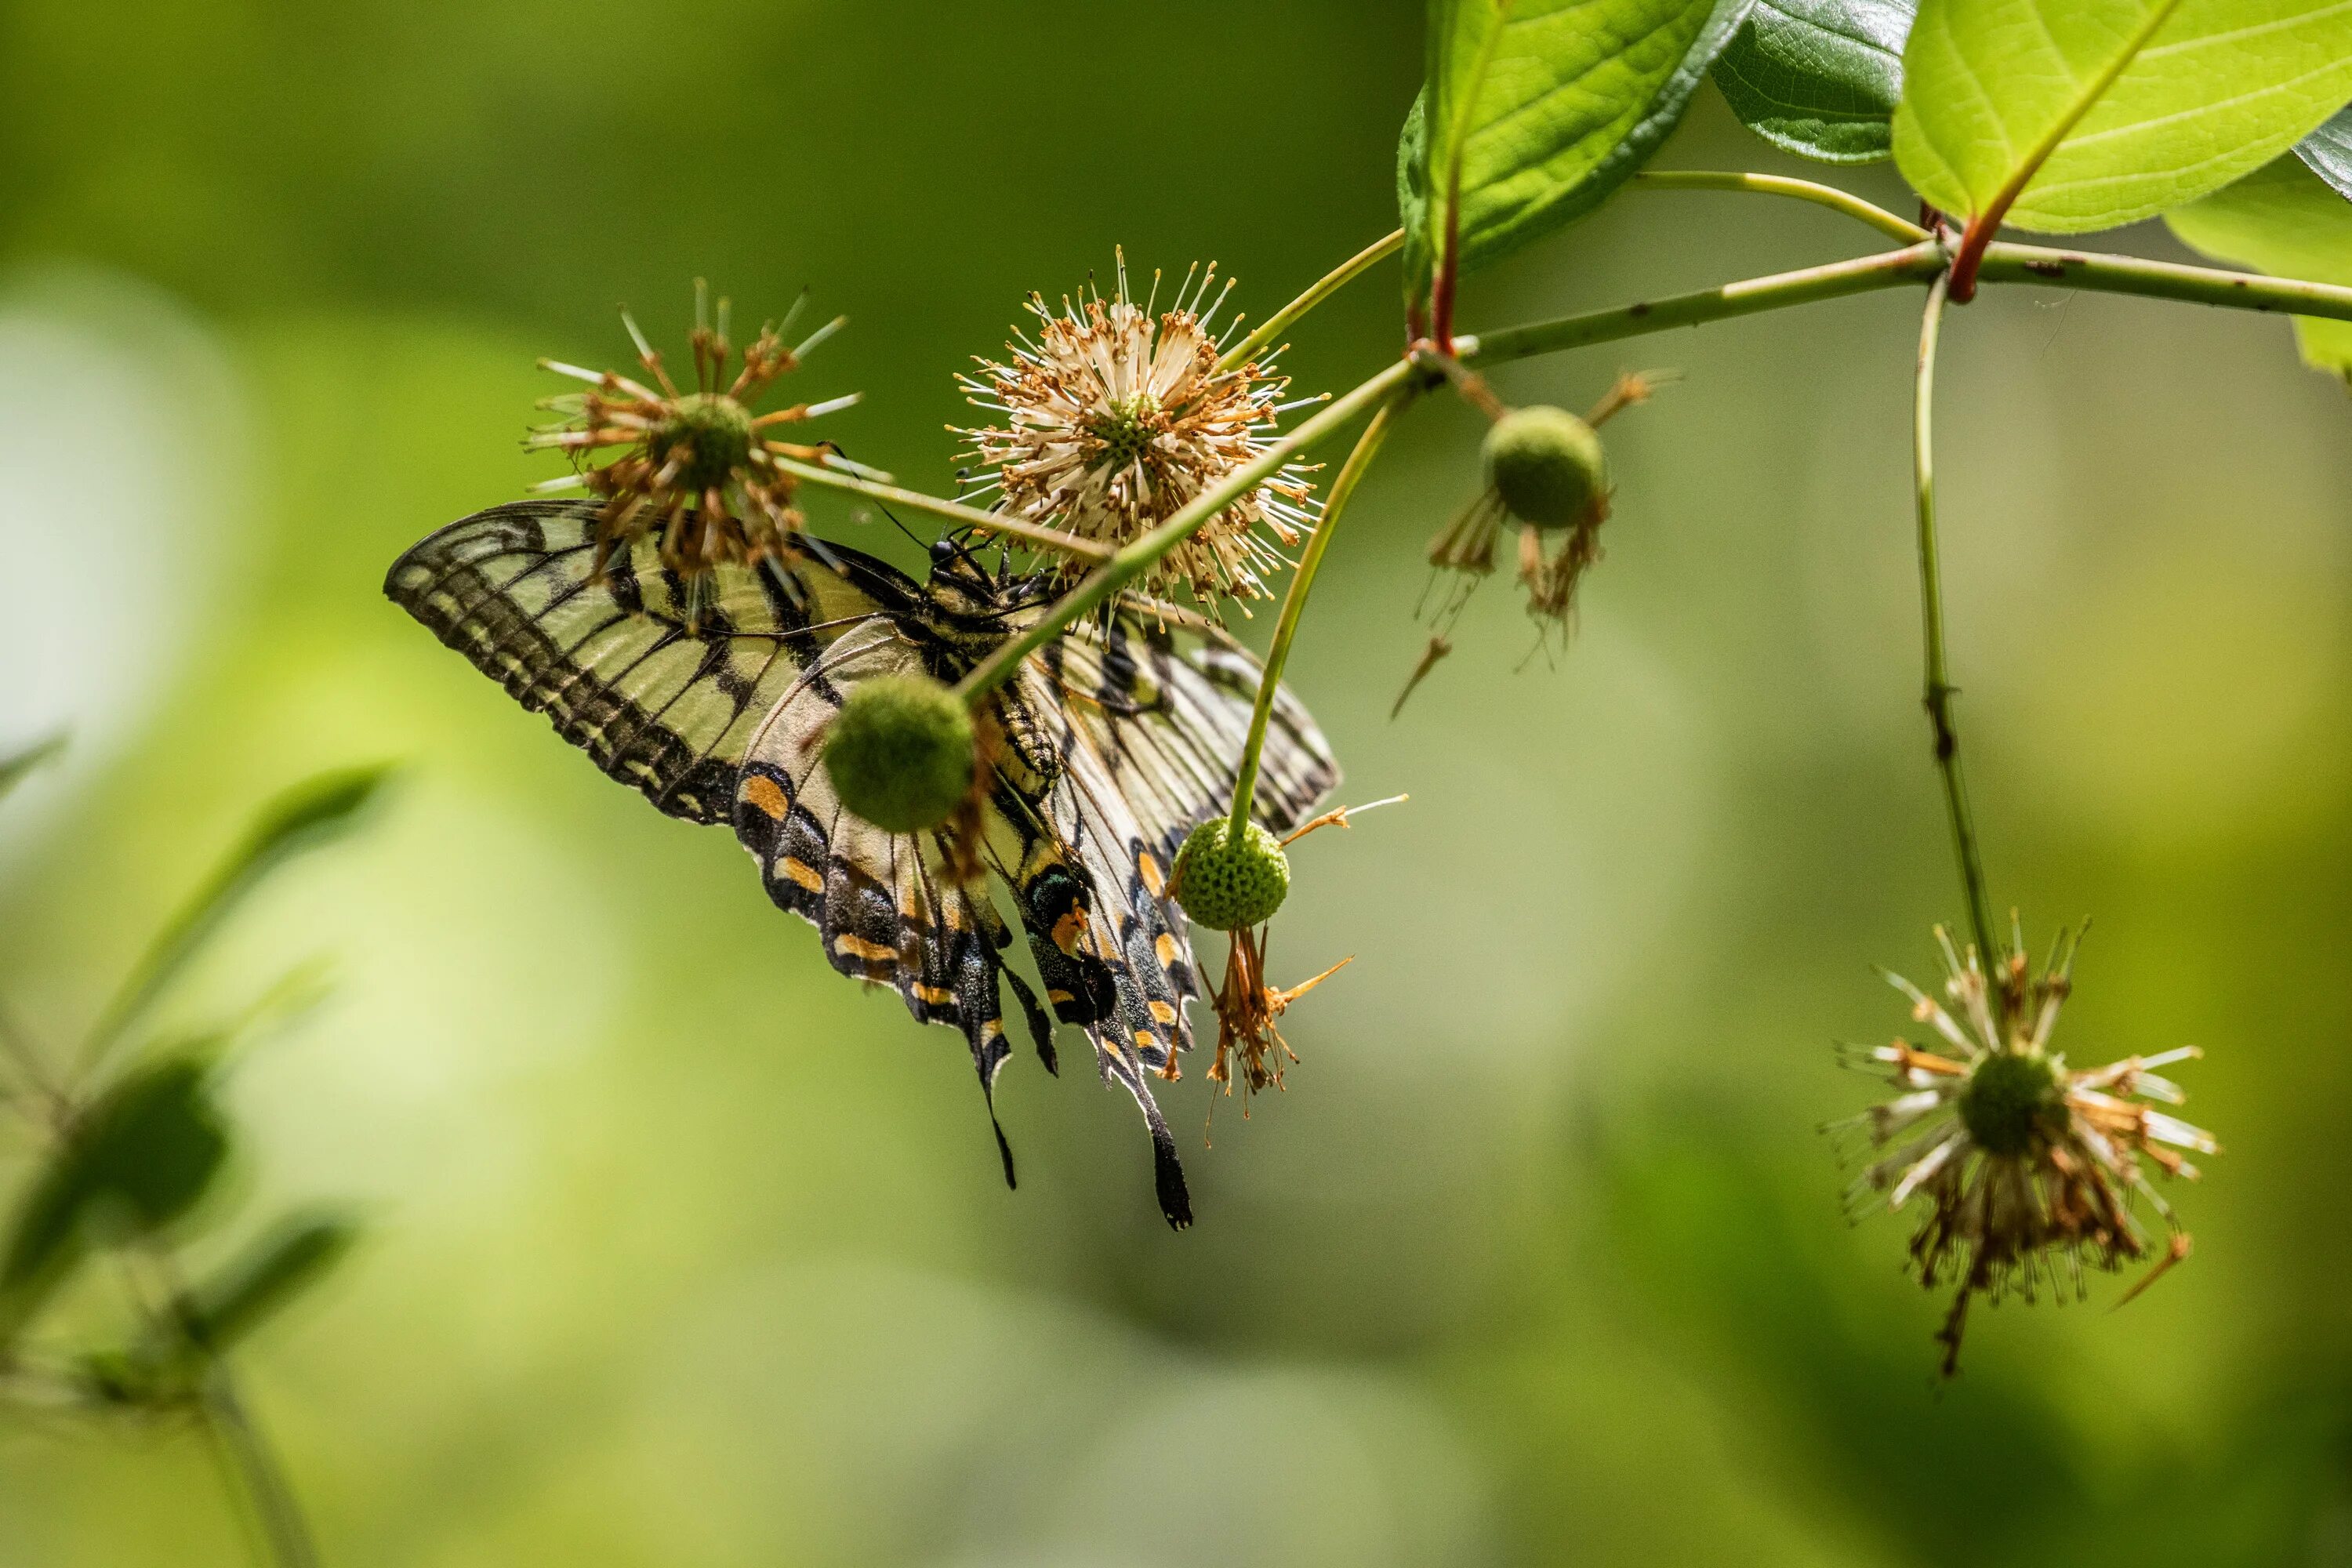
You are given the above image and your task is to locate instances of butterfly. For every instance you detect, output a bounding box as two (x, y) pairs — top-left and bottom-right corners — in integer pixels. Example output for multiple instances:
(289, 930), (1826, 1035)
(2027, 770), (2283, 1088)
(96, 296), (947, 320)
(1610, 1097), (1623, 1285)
(383, 499), (1338, 1228)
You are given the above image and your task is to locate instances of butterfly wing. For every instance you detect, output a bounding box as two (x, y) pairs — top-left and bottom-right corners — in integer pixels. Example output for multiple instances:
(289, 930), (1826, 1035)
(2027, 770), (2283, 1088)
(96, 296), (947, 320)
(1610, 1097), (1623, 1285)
(999, 611), (1340, 1227)
(390, 503), (1342, 1230)
(730, 619), (1059, 1190)
(384, 498), (917, 823)
(392, 499), (1055, 1171)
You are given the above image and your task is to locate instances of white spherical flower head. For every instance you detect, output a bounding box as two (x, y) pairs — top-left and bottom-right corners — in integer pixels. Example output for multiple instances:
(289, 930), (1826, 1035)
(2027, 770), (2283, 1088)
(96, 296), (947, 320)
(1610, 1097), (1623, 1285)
(954, 252), (1322, 608)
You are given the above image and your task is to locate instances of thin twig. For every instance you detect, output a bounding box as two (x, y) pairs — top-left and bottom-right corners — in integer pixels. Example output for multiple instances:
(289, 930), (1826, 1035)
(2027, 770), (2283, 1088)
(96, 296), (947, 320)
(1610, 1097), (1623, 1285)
(199, 1364), (323, 1568)
(1218, 229), (1404, 375)
(1227, 394), (1413, 833)
(1911, 270), (2002, 993)
(1635, 170), (1930, 243)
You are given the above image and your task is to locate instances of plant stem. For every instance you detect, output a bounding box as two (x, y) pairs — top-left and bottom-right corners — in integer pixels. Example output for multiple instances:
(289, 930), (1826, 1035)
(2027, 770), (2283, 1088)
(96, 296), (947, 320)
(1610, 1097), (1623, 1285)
(1974, 240), (2352, 320)
(1464, 243), (1949, 364)
(1461, 238), (2352, 368)
(1634, 170), (1930, 243)
(1226, 393), (1411, 833)
(200, 1364), (323, 1568)
(1911, 271), (2002, 982)
(952, 227), (2352, 710)
(765, 456), (1112, 562)
(953, 359), (1421, 705)
(1218, 230), (1405, 375)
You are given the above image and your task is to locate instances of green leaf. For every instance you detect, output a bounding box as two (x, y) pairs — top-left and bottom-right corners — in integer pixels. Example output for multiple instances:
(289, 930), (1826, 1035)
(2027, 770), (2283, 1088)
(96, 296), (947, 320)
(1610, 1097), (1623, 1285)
(180, 1210), (360, 1354)
(1712, 0), (1918, 163)
(92, 763), (394, 1053)
(0, 1056), (232, 1342)
(2167, 151), (2352, 383)
(1893, 0), (2352, 236)
(1399, 86), (1436, 316)
(0, 734), (65, 806)
(2295, 103), (2352, 201)
(1410, 0), (1755, 311)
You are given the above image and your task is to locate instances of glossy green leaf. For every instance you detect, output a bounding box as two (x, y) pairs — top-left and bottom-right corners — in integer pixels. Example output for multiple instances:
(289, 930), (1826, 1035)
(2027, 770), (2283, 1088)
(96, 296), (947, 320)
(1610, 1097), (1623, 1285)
(1399, 87), (1435, 315)
(2166, 152), (2352, 383)
(1405, 0), (1754, 313)
(1712, 0), (1918, 163)
(92, 763), (394, 1051)
(2295, 103), (2352, 201)
(182, 1210), (361, 1354)
(0, 1057), (232, 1341)
(1894, 0), (2352, 235)
(0, 734), (65, 806)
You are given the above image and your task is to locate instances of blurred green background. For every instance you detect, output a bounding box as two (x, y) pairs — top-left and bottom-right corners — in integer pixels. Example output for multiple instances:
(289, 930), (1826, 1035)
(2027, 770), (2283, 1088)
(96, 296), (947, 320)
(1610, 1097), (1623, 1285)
(4, 2), (2350, 1563)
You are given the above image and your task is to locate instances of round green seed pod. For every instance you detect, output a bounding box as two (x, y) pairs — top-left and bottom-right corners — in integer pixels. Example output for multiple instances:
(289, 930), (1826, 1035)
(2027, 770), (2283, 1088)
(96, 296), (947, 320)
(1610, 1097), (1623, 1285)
(1483, 405), (1606, 529)
(1957, 1048), (2063, 1157)
(1171, 818), (1290, 931)
(822, 675), (977, 833)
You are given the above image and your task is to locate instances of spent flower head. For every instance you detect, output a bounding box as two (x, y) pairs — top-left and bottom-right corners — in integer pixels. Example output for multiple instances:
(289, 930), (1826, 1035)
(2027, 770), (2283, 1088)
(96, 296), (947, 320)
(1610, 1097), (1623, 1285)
(1835, 921), (2217, 1376)
(1417, 372), (1661, 674)
(529, 281), (859, 588)
(954, 252), (1322, 608)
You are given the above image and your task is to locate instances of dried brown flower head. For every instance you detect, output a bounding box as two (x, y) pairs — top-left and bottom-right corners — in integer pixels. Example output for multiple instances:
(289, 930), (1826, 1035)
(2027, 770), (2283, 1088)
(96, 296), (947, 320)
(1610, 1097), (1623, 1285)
(1175, 798), (1403, 1129)
(954, 253), (1320, 608)
(1200, 922), (1350, 1115)
(1836, 923), (2217, 1376)
(529, 281), (859, 593)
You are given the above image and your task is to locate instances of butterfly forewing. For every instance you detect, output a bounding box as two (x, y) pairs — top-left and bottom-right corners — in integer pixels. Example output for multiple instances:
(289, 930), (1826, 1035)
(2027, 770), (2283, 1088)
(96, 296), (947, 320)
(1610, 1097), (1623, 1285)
(385, 499), (908, 823)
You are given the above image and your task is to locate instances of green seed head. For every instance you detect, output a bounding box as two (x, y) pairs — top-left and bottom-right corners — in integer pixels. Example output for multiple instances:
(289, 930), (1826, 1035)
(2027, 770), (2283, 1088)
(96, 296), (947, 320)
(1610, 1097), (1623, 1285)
(1087, 392), (1163, 472)
(1483, 405), (1606, 529)
(1958, 1048), (2064, 1158)
(651, 391), (756, 493)
(1171, 818), (1290, 931)
(822, 675), (977, 833)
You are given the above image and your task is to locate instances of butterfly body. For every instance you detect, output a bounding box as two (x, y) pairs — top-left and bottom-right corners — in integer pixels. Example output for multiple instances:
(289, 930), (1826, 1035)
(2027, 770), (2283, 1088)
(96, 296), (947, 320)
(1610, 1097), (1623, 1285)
(386, 500), (1337, 1227)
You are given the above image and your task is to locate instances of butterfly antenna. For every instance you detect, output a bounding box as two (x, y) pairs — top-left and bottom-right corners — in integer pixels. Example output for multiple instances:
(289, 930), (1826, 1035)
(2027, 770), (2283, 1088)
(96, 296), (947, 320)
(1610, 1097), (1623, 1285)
(875, 501), (929, 554)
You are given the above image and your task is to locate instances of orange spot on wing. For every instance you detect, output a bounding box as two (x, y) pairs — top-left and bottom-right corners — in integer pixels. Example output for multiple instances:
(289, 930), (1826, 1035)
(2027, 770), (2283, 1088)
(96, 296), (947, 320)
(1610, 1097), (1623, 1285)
(740, 773), (790, 819)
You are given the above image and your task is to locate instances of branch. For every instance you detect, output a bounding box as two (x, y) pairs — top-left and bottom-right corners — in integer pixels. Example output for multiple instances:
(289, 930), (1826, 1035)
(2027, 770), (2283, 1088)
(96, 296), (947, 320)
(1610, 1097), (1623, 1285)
(1634, 170), (1930, 243)
(1218, 230), (1405, 375)
(1226, 392), (1413, 832)
(1975, 240), (2352, 321)
(1464, 243), (1949, 365)
(1911, 270), (2003, 982)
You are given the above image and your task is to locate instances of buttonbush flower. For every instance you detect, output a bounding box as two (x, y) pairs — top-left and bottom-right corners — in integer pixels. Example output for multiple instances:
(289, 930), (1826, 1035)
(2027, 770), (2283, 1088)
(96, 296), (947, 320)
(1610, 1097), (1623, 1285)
(1835, 922), (2217, 1376)
(954, 253), (1321, 608)
(530, 281), (859, 591)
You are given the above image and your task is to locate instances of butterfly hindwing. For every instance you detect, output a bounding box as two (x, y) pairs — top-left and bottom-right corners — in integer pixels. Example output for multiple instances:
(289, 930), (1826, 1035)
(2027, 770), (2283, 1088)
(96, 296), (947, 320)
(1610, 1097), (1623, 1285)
(731, 620), (1040, 1182)
(998, 611), (1341, 1228)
